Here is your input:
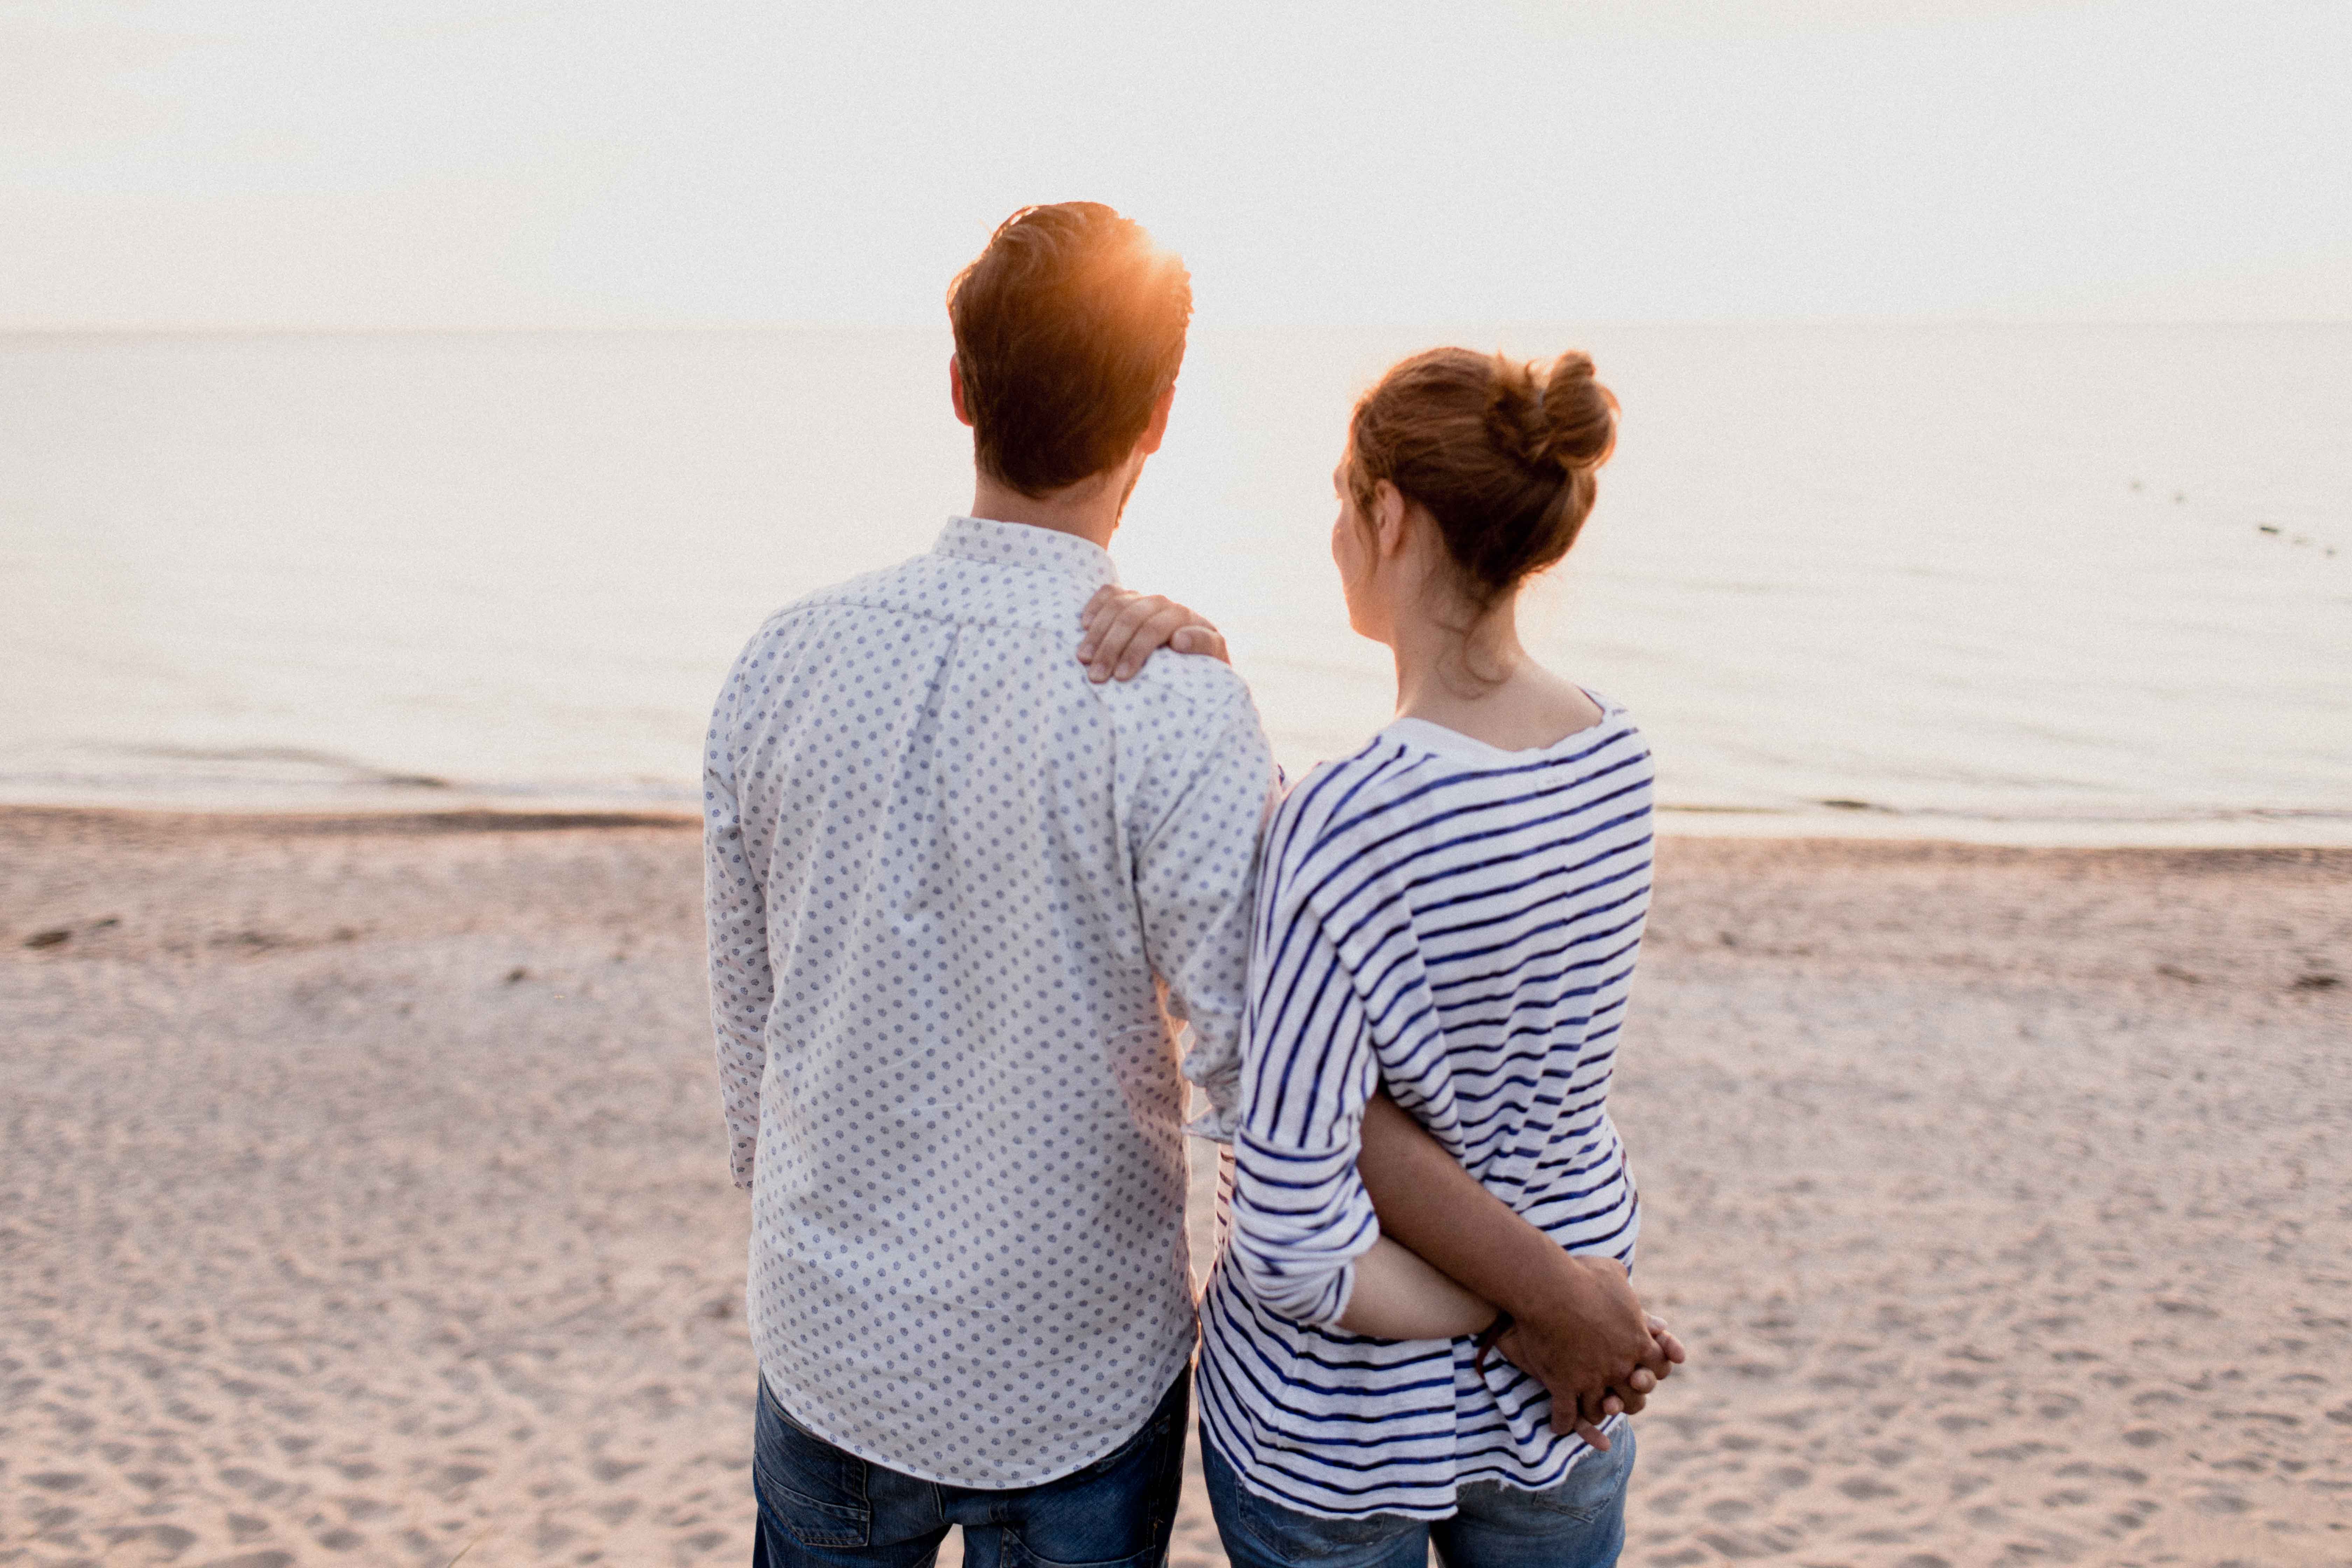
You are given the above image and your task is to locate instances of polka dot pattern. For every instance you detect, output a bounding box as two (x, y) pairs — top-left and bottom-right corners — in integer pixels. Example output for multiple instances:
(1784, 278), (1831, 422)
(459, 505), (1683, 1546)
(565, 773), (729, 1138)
(704, 516), (1278, 1489)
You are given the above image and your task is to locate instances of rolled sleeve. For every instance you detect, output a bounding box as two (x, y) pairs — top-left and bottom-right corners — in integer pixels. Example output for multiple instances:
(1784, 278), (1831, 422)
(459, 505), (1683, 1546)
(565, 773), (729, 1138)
(1226, 902), (1384, 1327)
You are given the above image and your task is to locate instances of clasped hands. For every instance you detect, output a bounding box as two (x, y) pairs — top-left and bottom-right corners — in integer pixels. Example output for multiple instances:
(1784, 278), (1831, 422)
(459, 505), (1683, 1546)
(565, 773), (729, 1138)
(1491, 1254), (1686, 1449)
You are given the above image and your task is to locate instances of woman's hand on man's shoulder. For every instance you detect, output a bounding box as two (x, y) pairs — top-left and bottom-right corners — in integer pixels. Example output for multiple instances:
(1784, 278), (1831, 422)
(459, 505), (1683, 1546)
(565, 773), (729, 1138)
(1077, 586), (1230, 683)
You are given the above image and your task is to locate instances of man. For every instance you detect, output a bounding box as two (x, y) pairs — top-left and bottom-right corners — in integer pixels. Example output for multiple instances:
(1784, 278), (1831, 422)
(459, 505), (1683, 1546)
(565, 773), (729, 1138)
(705, 202), (1670, 1568)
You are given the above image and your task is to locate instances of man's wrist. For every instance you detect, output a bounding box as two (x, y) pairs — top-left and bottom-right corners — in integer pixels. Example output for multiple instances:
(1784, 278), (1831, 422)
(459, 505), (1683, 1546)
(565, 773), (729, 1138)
(1485, 1245), (1595, 1328)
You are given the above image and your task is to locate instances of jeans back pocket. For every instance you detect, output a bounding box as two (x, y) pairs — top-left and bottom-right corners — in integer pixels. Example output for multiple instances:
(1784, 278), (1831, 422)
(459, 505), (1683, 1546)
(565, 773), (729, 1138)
(753, 1380), (872, 1549)
(1522, 1425), (1636, 1524)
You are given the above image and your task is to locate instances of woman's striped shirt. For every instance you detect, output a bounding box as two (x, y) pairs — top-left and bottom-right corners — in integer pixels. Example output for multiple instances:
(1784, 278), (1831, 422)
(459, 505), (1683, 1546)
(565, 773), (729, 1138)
(1197, 699), (1653, 1520)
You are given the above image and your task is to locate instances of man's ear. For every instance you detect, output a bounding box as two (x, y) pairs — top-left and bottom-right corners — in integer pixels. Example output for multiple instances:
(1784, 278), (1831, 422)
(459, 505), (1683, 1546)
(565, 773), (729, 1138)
(1374, 481), (1410, 559)
(949, 356), (974, 428)
(1134, 381), (1177, 457)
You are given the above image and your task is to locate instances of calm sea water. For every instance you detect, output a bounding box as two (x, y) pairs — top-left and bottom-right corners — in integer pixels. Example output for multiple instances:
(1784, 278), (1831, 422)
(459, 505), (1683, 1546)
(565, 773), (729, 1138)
(3, 325), (2346, 843)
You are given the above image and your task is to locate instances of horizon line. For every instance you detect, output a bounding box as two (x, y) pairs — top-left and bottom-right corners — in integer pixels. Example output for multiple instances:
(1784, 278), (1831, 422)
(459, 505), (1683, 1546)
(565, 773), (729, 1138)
(6, 315), (2351, 339)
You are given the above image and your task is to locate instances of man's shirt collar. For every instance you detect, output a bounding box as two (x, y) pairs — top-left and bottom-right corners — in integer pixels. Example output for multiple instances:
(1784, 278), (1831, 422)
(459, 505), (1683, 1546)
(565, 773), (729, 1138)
(934, 516), (1118, 594)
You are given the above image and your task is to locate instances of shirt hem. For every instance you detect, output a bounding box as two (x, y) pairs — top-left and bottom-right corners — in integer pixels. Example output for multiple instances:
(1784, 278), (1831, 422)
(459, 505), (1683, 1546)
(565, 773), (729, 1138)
(1209, 1409), (1626, 1522)
(756, 1334), (1197, 1493)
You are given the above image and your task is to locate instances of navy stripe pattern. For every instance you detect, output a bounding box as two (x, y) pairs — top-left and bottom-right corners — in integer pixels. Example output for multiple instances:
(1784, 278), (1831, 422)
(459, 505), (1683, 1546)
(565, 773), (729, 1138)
(1198, 703), (1653, 1520)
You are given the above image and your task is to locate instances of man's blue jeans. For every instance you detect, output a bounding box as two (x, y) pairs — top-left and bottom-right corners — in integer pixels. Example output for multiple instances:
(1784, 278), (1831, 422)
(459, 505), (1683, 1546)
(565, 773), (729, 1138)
(1201, 1421), (1635, 1568)
(751, 1369), (1190, 1568)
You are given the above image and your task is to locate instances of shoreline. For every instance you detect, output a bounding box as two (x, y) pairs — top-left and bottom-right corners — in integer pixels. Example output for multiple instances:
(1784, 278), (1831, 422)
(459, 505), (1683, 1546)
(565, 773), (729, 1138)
(6, 799), (2350, 854)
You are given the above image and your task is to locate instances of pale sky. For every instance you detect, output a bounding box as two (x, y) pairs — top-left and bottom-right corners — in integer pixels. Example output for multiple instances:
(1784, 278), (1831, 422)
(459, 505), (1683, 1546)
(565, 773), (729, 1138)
(4, 0), (2347, 329)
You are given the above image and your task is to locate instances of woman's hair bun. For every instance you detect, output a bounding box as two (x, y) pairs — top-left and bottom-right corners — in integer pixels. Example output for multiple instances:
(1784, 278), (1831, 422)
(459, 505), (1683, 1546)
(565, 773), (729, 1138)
(1537, 351), (1618, 470)
(1485, 352), (1617, 476)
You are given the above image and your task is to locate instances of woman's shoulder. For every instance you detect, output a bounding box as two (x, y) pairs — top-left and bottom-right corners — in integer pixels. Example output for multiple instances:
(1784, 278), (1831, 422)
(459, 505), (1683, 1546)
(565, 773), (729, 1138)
(1276, 733), (1415, 823)
(1252, 747), (1408, 933)
(1262, 730), (1486, 902)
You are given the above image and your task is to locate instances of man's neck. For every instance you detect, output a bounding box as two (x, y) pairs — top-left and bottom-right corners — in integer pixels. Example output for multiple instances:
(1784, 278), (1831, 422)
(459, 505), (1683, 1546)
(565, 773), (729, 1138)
(967, 463), (1137, 553)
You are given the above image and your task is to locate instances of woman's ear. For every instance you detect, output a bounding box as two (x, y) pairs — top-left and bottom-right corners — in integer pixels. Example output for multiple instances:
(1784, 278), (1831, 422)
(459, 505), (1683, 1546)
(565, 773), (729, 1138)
(1374, 481), (1409, 559)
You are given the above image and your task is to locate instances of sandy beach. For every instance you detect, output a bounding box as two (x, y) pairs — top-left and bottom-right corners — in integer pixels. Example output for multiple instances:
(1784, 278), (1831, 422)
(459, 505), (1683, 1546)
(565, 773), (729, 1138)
(2, 807), (2346, 1568)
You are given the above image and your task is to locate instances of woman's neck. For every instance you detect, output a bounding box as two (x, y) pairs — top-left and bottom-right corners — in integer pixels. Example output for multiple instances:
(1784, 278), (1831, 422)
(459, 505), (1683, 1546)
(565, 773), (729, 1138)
(1391, 594), (1602, 752)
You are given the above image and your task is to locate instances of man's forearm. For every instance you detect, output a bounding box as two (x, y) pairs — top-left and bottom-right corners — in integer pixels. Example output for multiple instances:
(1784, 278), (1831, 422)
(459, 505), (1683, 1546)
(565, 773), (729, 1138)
(1356, 1090), (1665, 1431)
(1355, 1091), (1581, 1322)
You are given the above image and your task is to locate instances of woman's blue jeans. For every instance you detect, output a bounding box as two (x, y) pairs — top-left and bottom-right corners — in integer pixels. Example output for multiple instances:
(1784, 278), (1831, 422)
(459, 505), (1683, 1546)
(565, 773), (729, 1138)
(751, 1369), (1190, 1568)
(1201, 1421), (1635, 1568)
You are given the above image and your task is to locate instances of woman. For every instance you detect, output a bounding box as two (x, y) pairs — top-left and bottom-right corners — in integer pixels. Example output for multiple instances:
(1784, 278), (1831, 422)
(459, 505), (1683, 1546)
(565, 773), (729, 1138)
(1097, 345), (1658, 1567)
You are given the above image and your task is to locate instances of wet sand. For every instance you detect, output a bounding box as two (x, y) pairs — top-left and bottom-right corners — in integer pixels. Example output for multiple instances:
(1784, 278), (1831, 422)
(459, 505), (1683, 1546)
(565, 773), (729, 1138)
(2, 808), (2346, 1567)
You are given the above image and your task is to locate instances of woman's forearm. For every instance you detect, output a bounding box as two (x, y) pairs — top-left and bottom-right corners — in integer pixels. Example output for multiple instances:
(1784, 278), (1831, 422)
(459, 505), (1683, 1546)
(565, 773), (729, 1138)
(1334, 1236), (1498, 1340)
